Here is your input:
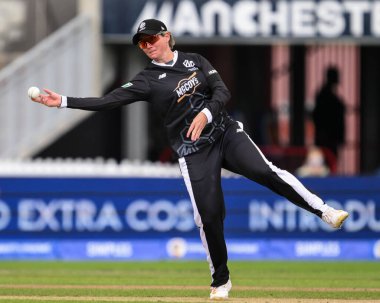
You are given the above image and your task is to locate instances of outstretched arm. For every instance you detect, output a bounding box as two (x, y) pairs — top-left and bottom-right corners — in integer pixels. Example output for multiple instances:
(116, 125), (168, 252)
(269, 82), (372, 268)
(30, 73), (151, 111)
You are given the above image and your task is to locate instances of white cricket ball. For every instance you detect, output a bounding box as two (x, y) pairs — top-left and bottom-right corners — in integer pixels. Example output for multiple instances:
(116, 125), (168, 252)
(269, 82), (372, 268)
(28, 86), (40, 99)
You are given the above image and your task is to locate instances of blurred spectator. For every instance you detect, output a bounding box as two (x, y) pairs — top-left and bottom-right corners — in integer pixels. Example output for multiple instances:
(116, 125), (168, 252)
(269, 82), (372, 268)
(296, 146), (330, 177)
(312, 66), (346, 156)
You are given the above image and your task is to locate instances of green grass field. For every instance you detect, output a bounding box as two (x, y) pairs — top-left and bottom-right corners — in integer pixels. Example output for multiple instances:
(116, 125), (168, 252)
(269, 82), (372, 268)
(0, 261), (379, 302)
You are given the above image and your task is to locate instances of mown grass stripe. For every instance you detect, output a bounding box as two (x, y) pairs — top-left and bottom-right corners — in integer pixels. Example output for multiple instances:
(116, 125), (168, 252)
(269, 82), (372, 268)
(0, 296), (380, 303)
(0, 284), (379, 293)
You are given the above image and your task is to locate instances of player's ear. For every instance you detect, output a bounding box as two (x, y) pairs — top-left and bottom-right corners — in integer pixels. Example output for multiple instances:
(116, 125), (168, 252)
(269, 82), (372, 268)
(168, 32), (175, 49)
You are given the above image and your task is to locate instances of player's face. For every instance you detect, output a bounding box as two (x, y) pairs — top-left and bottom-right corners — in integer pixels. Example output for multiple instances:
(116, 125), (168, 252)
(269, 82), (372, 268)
(138, 32), (171, 62)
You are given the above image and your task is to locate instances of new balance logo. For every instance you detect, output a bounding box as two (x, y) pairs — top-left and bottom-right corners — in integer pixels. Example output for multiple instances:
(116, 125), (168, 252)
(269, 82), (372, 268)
(158, 73), (166, 79)
(122, 82), (133, 88)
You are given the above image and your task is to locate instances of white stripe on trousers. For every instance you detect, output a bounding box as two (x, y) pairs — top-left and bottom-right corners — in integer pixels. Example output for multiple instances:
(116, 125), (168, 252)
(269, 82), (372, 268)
(243, 131), (329, 213)
(178, 157), (215, 277)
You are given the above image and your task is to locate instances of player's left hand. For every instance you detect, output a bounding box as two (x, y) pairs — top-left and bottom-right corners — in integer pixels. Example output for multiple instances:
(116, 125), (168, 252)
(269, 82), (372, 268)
(187, 112), (208, 141)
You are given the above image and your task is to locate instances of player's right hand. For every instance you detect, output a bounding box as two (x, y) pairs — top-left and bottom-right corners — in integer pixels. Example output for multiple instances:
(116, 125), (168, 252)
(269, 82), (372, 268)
(32, 88), (62, 107)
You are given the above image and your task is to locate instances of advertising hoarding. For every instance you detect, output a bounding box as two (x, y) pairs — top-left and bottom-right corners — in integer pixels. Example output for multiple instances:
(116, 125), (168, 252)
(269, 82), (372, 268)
(0, 176), (379, 260)
(103, 0), (380, 43)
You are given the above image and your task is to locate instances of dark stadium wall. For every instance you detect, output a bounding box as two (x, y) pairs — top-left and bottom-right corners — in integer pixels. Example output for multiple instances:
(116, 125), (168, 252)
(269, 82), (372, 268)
(34, 109), (123, 161)
(360, 46), (380, 174)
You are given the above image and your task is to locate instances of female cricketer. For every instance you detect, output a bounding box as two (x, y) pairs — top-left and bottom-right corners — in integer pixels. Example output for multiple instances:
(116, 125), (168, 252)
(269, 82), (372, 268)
(31, 19), (349, 300)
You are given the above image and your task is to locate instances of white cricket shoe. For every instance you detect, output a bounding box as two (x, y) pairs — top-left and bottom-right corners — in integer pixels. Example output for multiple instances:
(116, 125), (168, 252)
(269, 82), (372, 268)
(210, 279), (232, 300)
(322, 207), (349, 229)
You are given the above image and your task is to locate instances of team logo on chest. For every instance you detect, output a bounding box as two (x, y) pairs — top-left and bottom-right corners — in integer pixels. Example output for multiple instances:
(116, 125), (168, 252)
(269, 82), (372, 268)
(174, 72), (200, 103)
(183, 60), (195, 68)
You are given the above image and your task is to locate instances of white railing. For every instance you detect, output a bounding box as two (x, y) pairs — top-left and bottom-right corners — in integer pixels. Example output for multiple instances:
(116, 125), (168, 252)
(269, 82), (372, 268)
(0, 158), (240, 178)
(0, 158), (181, 178)
(0, 15), (96, 158)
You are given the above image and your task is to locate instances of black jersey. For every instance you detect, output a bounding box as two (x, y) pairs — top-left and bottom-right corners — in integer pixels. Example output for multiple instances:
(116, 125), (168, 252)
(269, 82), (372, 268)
(66, 51), (234, 158)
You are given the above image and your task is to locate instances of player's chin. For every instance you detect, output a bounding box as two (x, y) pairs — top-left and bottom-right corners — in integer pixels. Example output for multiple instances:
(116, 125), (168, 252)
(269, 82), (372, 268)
(147, 55), (156, 61)
(147, 50), (158, 59)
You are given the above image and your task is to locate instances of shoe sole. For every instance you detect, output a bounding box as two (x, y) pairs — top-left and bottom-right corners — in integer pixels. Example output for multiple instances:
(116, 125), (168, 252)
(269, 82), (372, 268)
(335, 211), (349, 228)
(210, 297), (228, 300)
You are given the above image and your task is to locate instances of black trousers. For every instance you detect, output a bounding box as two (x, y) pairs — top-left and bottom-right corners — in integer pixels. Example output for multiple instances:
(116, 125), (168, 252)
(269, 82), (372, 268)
(178, 121), (328, 287)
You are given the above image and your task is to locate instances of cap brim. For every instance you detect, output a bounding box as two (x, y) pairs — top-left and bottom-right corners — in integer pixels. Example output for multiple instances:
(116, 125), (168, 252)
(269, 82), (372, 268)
(132, 30), (160, 45)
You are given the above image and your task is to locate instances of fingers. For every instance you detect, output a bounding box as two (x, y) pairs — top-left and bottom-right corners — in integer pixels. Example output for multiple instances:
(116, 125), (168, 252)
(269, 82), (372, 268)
(191, 127), (202, 141)
(31, 93), (51, 106)
(36, 88), (60, 107)
(186, 113), (208, 141)
(191, 122), (203, 141)
(43, 88), (55, 96)
(34, 95), (46, 105)
(29, 88), (52, 104)
(186, 123), (195, 139)
(30, 94), (43, 103)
